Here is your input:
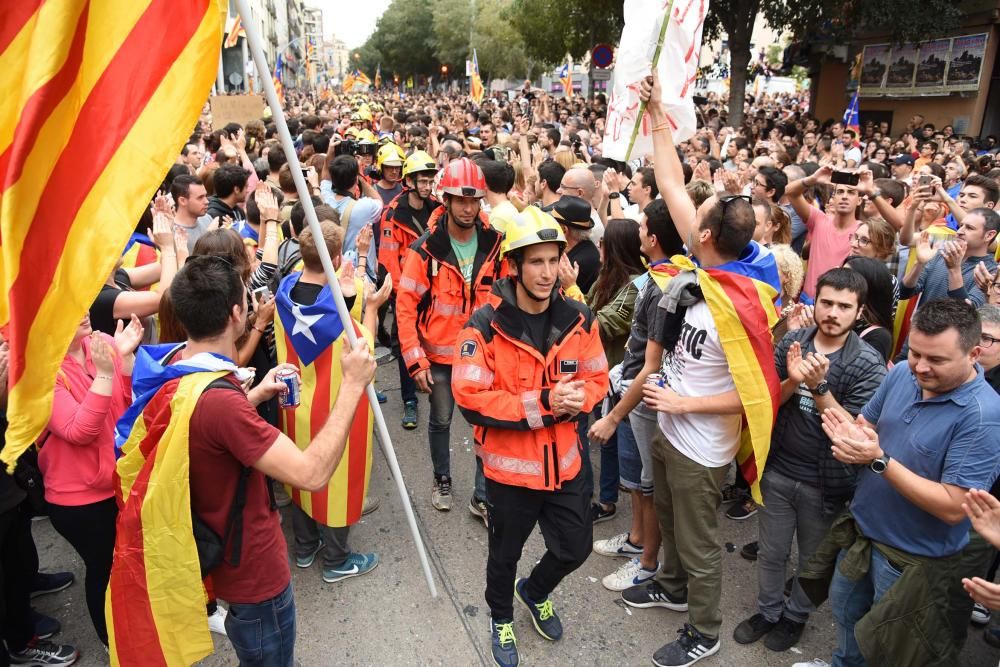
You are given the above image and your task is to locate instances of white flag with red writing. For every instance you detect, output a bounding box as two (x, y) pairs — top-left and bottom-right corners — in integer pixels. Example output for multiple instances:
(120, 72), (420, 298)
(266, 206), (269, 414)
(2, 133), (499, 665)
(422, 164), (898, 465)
(603, 0), (708, 161)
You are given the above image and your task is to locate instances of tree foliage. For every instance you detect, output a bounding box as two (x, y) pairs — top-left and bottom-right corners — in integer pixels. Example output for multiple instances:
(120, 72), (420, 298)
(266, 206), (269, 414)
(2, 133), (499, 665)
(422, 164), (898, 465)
(359, 0), (437, 78)
(506, 0), (625, 65)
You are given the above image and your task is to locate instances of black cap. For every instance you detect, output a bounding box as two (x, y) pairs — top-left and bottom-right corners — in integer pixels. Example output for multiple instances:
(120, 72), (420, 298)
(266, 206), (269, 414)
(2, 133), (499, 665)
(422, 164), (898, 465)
(543, 195), (593, 230)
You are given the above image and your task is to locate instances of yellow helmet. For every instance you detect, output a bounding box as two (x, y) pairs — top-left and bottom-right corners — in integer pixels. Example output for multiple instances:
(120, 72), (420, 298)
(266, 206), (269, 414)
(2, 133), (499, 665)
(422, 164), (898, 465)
(376, 143), (406, 170)
(402, 150), (438, 179)
(357, 103), (373, 121)
(356, 129), (377, 144)
(501, 206), (566, 258)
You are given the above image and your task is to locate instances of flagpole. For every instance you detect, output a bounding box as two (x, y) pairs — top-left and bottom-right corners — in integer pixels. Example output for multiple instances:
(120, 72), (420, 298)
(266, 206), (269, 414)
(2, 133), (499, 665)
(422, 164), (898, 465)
(235, 0), (438, 598)
(624, 0), (675, 161)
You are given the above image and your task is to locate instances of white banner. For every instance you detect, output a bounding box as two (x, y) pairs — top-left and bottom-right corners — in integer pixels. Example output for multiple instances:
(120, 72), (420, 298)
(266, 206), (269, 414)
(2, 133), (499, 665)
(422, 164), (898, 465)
(603, 0), (709, 161)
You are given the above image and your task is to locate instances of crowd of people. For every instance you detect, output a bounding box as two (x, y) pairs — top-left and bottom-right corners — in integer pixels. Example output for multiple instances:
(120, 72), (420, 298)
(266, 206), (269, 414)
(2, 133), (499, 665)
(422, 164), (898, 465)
(2, 67), (1000, 667)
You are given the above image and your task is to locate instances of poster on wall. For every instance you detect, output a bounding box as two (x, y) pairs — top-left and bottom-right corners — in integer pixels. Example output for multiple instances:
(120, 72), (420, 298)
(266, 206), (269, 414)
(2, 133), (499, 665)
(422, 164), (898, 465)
(859, 44), (890, 96)
(885, 44), (918, 93)
(915, 39), (951, 93)
(946, 33), (988, 91)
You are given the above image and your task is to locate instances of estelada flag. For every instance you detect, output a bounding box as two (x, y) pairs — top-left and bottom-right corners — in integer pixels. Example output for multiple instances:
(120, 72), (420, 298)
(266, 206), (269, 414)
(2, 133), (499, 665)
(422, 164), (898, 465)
(649, 255), (780, 504)
(559, 58), (572, 98)
(274, 272), (373, 527)
(470, 49), (484, 104)
(0, 0), (226, 471)
(223, 12), (243, 49)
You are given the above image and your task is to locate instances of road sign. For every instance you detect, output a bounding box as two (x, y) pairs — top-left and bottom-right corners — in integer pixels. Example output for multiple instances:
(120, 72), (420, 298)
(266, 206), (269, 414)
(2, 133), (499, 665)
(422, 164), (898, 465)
(592, 43), (614, 69)
(591, 69), (612, 81)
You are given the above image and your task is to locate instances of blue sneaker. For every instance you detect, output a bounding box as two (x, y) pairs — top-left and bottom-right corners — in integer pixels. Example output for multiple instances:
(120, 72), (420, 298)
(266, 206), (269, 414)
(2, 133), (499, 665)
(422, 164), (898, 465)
(295, 540), (324, 569)
(490, 618), (519, 667)
(30, 609), (60, 639)
(30, 571), (74, 599)
(376, 390), (388, 404)
(514, 578), (562, 641)
(323, 552), (379, 583)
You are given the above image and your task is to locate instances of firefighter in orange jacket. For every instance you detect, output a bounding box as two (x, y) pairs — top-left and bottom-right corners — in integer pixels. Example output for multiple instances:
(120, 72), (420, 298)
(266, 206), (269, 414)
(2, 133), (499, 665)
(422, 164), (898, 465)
(378, 150), (443, 430)
(452, 207), (609, 667)
(395, 156), (503, 519)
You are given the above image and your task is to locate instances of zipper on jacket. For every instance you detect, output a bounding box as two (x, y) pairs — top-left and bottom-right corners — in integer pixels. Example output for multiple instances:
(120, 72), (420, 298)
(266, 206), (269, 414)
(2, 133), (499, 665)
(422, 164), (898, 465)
(542, 445), (550, 487)
(551, 442), (560, 486)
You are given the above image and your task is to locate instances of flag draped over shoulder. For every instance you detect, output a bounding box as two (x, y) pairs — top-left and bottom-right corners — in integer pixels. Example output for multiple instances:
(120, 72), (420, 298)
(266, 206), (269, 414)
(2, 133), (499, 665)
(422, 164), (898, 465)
(649, 256), (780, 504)
(274, 273), (373, 527)
(470, 49), (484, 104)
(0, 0), (226, 471)
(108, 367), (231, 666)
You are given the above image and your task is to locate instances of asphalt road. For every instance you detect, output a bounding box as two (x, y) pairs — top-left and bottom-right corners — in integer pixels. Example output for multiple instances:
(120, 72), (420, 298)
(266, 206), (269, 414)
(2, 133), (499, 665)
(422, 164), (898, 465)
(29, 361), (1000, 666)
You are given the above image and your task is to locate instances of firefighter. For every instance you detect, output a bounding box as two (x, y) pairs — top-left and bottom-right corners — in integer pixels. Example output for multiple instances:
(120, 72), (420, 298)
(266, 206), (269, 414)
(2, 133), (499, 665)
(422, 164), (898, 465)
(452, 207), (609, 667)
(395, 157), (502, 521)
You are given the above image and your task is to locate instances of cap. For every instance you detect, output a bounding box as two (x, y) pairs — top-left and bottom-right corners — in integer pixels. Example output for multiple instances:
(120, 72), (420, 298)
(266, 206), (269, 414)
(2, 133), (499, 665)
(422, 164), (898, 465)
(894, 154), (915, 166)
(543, 195), (594, 230)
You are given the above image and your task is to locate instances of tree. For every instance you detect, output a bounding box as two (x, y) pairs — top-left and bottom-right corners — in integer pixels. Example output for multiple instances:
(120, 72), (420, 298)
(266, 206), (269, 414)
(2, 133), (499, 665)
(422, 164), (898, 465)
(507, 0), (624, 65)
(431, 0), (530, 81)
(360, 0), (437, 78)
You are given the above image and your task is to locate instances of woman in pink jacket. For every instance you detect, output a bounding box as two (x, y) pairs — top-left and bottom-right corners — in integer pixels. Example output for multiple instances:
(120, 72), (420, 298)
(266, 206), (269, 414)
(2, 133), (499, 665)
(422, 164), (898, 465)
(39, 313), (142, 647)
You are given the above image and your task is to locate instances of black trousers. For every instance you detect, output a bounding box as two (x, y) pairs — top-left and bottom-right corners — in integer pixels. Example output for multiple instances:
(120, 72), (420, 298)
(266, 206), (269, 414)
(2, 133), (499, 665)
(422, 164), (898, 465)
(485, 470), (592, 620)
(48, 498), (117, 646)
(1, 503), (36, 659)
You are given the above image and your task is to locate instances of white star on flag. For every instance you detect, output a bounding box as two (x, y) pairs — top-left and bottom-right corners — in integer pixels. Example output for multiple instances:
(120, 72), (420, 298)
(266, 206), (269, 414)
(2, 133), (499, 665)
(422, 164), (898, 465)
(291, 304), (323, 344)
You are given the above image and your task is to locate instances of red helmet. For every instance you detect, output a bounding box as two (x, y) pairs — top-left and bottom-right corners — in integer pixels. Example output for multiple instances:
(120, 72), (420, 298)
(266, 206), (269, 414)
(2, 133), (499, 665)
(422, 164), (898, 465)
(438, 157), (486, 198)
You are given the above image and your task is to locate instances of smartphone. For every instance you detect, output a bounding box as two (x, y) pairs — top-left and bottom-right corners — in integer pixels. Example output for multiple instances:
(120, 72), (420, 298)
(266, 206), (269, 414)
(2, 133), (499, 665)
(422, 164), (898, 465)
(918, 174), (932, 187)
(831, 170), (860, 186)
(252, 286), (272, 304)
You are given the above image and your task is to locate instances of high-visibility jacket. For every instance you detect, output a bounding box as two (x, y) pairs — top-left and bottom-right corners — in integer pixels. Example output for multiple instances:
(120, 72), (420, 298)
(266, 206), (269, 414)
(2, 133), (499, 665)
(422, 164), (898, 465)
(396, 218), (503, 375)
(377, 190), (443, 290)
(452, 278), (609, 491)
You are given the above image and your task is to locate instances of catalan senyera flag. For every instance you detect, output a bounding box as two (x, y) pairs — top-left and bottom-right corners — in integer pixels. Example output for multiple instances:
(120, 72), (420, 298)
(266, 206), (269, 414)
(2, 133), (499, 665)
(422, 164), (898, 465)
(891, 223), (957, 358)
(649, 255), (780, 504)
(559, 58), (572, 98)
(374, 63), (382, 89)
(0, 0), (226, 471)
(223, 12), (243, 49)
(274, 273), (374, 527)
(470, 49), (484, 104)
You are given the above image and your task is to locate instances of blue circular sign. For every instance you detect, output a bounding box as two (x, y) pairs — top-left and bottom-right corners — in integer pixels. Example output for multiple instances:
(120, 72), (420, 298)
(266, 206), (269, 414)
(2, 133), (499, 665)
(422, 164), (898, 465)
(592, 44), (614, 69)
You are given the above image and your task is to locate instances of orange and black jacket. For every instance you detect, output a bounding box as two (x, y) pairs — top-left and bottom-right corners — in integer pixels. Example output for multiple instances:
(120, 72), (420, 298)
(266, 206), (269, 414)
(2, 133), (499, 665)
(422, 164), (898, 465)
(452, 278), (609, 491)
(377, 190), (444, 290)
(396, 218), (503, 375)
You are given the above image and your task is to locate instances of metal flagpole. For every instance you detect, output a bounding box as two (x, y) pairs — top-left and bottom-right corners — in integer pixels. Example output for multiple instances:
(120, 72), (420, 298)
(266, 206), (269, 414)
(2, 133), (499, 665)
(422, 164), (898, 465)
(234, 0), (438, 598)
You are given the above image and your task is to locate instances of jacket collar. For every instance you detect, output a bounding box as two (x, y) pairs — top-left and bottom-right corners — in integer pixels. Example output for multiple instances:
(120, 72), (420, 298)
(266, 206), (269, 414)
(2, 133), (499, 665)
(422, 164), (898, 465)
(424, 216), (501, 268)
(492, 278), (582, 353)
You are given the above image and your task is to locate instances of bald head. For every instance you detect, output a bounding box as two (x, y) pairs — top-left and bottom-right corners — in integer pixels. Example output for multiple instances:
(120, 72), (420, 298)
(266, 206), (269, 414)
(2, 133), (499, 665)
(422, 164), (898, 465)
(560, 167), (597, 202)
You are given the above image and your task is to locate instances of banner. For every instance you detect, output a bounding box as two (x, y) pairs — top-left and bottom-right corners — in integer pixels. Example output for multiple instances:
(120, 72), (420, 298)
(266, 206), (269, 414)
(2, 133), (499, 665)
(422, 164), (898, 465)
(211, 94), (265, 129)
(885, 44), (918, 93)
(915, 39), (951, 94)
(946, 33), (988, 91)
(859, 44), (890, 96)
(603, 0), (709, 161)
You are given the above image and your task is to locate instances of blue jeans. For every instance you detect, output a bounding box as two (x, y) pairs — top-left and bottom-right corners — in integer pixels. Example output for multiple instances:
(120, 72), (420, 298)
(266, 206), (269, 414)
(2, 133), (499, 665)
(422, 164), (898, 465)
(225, 582), (296, 666)
(429, 363), (486, 501)
(829, 547), (903, 667)
(595, 403), (619, 505)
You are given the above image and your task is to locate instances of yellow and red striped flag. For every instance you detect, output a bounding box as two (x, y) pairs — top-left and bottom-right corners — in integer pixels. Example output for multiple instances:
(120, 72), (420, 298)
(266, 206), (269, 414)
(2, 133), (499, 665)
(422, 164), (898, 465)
(0, 0), (227, 471)
(650, 256), (780, 504)
(891, 222), (957, 358)
(470, 49), (484, 104)
(274, 273), (374, 527)
(223, 12), (243, 49)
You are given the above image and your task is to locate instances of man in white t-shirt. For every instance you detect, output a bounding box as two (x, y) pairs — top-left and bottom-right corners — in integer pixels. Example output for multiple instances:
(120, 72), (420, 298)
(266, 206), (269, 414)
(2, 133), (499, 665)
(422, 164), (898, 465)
(320, 154), (382, 282)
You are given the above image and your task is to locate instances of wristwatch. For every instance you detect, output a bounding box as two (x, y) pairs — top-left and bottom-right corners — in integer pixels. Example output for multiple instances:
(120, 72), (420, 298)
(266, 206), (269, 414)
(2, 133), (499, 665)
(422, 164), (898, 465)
(609, 192), (621, 199)
(811, 381), (830, 396)
(870, 454), (891, 474)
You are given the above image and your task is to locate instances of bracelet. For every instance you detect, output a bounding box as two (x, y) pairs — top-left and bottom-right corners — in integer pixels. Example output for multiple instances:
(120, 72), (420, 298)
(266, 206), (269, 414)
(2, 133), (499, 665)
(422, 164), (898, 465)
(609, 192), (621, 199)
(265, 219), (280, 224)
(95, 375), (113, 381)
(253, 326), (266, 333)
(652, 123), (671, 132)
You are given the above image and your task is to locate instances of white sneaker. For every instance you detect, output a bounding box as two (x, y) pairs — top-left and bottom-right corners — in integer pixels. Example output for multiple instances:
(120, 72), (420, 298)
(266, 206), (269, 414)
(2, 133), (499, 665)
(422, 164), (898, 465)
(208, 605), (228, 636)
(593, 532), (643, 558)
(602, 557), (659, 592)
(792, 661), (831, 667)
(972, 602), (991, 625)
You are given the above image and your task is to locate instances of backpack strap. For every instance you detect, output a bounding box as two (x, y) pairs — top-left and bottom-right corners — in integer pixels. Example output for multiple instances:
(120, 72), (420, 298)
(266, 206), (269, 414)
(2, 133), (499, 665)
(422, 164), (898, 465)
(340, 199), (357, 232)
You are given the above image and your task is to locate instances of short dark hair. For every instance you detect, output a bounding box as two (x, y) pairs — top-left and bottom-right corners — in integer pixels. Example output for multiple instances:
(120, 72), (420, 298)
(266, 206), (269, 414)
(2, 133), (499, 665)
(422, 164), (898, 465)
(170, 174), (202, 202)
(267, 147), (287, 172)
(330, 155), (359, 194)
(965, 174), (999, 206)
(912, 298), (981, 352)
(245, 187), (284, 226)
(313, 134), (331, 155)
(168, 256), (245, 340)
(289, 195), (324, 236)
(874, 178), (906, 207)
(212, 164), (250, 198)
(538, 160), (566, 193)
(643, 199), (683, 256)
(758, 167), (787, 201)
(545, 128), (561, 146)
(637, 167), (658, 199)
(970, 207), (1000, 240)
(816, 267), (868, 308)
(700, 196), (756, 259)
(476, 157), (514, 194)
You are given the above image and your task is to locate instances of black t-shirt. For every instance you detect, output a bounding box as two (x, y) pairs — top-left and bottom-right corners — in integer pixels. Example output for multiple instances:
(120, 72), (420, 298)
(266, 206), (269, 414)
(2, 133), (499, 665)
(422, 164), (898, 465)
(519, 308), (552, 357)
(411, 203), (432, 234)
(89, 269), (133, 336)
(855, 322), (892, 363)
(569, 240), (601, 295)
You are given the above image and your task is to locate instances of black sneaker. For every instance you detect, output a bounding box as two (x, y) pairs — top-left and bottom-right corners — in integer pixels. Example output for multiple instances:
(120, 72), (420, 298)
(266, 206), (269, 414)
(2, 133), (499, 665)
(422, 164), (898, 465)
(402, 400), (418, 430)
(652, 624), (720, 666)
(30, 572), (74, 599)
(725, 499), (758, 521)
(9, 639), (79, 666)
(30, 609), (61, 640)
(740, 541), (759, 561)
(764, 615), (805, 652)
(591, 502), (616, 524)
(622, 580), (689, 611)
(514, 578), (562, 641)
(490, 618), (519, 667)
(733, 612), (776, 644)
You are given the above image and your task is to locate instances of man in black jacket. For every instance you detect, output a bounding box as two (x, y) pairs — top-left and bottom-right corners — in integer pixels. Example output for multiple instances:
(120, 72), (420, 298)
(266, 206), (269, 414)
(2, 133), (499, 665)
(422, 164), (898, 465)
(734, 268), (886, 652)
(206, 164), (249, 224)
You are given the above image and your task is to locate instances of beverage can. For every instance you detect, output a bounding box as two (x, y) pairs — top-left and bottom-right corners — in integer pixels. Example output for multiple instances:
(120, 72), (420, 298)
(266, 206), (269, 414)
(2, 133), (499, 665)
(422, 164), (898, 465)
(276, 369), (300, 408)
(645, 373), (665, 387)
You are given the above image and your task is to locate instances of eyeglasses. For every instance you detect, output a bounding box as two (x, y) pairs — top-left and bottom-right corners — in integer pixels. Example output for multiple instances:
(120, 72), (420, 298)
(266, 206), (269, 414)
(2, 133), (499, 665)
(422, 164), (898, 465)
(981, 333), (1000, 348)
(849, 233), (872, 247)
(990, 282), (1000, 294)
(718, 194), (751, 216)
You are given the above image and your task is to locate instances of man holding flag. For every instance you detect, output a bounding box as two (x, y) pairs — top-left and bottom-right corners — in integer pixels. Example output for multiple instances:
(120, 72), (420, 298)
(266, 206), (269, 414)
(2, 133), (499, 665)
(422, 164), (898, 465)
(620, 71), (780, 667)
(274, 220), (391, 584)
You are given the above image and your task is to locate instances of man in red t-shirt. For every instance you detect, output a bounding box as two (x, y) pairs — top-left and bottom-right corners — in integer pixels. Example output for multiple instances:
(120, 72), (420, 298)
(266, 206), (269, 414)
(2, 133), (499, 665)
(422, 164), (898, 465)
(170, 255), (375, 666)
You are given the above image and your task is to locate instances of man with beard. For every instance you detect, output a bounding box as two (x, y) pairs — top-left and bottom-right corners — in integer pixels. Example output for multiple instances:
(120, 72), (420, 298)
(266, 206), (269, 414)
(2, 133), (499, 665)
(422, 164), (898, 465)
(734, 268), (886, 653)
(396, 157), (502, 521)
(378, 150), (441, 430)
